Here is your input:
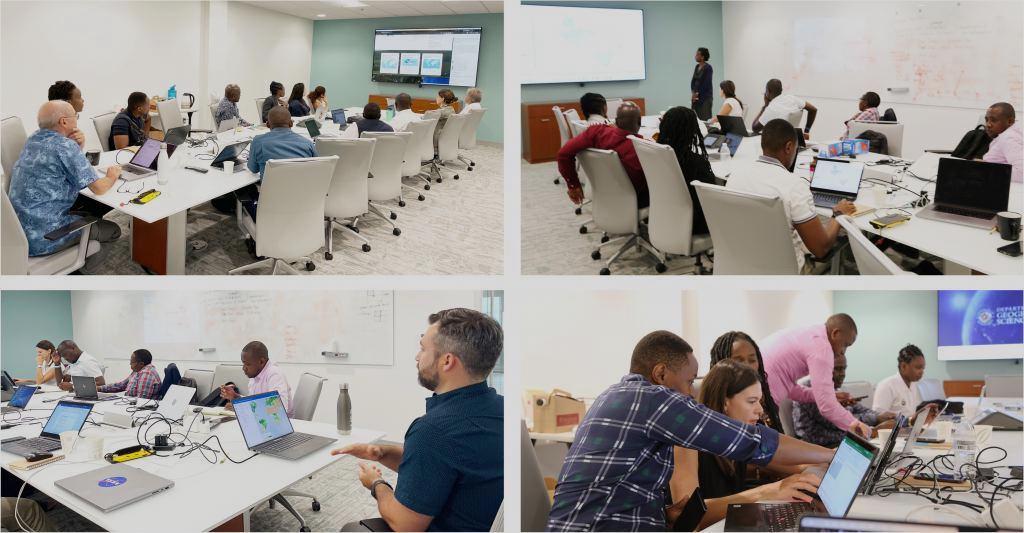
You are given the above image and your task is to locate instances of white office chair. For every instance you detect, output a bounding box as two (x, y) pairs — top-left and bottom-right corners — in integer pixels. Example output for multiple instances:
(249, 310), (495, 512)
(458, 107), (486, 169)
(91, 112), (117, 152)
(558, 110), (596, 228)
(578, 148), (660, 275)
(183, 368), (214, 400)
(1, 189), (100, 275)
(416, 118), (440, 184)
(551, 106), (572, 185)
(157, 99), (185, 131)
(489, 500), (504, 532)
(269, 372), (327, 531)
(984, 375), (1023, 397)
(431, 113), (468, 180)
(605, 98), (625, 122)
(918, 379), (946, 402)
(836, 215), (910, 275)
(839, 380), (874, 409)
(217, 117), (239, 133)
(521, 421), (552, 533)
(229, 156), (339, 275)
(847, 121), (904, 157)
(563, 108), (582, 125)
(693, 181), (800, 275)
(209, 103), (218, 127)
(568, 119), (588, 138)
(212, 364), (249, 396)
(2, 116), (27, 193)
(365, 131), (427, 203)
(317, 137), (376, 258)
(404, 119), (436, 190)
(255, 97), (267, 123)
(778, 398), (796, 436)
(630, 136), (714, 274)
(786, 110), (804, 129)
(360, 131), (409, 237)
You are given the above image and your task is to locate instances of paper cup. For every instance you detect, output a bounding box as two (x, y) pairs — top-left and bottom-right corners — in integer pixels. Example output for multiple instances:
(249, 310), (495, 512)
(877, 428), (892, 444)
(59, 431), (79, 456)
(974, 425), (993, 445)
(223, 160), (234, 173)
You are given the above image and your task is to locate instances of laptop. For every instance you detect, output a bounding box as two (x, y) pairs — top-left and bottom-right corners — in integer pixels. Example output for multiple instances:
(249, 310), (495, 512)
(163, 124), (191, 146)
(718, 115), (756, 137)
(1, 370), (15, 401)
(155, 384), (196, 423)
(55, 464), (173, 512)
(210, 140), (250, 172)
(724, 431), (878, 532)
(331, 108), (346, 124)
(4, 400), (93, 457)
(860, 414), (907, 495)
(2, 385), (38, 414)
(71, 375), (117, 401)
(895, 405), (934, 456)
(810, 158), (865, 208)
(117, 138), (162, 181)
(233, 390), (336, 460)
(915, 158), (1012, 229)
(216, 117), (239, 133)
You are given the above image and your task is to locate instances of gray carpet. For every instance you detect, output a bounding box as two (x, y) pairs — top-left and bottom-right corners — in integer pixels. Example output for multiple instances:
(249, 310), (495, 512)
(521, 160), (702, 275)
(81, 144), (503, 275)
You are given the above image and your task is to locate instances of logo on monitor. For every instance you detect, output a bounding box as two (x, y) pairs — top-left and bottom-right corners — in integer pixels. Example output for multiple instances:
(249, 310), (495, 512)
(98, 476), (127, 488)
(976, 308), (994, 327)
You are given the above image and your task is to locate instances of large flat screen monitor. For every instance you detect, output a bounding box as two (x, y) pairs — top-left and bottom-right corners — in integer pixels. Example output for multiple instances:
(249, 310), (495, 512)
(937, 290), (1023, 360)
(372, 27), (481, 86)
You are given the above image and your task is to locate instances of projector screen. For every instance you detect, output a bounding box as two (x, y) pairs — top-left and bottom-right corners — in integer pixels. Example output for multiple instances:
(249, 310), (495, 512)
(372, 28), (481, 87)
(937, 290), (1023, 360)
(519, 5), (646, 84)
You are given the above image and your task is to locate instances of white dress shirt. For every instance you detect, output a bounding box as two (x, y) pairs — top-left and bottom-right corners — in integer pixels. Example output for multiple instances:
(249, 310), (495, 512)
(460, 102), (482, 114)
(66, 351), (104, 378)
(388, 108), (419, 132)
(757, 94), (806, 127)
(872, 373), (921, 419)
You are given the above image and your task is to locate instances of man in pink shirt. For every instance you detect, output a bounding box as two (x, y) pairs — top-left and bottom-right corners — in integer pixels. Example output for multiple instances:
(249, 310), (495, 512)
(982, 102), (1022, 183)
(763, 314), (870, 438)
(220, 341), (294, 416)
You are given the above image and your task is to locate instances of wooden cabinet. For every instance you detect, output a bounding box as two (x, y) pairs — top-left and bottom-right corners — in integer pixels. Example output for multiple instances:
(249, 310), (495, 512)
(367, 94), (461, 114)
(521, 98), (646, 163)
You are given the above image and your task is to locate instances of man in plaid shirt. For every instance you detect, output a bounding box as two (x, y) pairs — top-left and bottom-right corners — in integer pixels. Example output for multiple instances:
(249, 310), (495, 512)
(98, 349), (162, 399)
(547, 331), (837, 532)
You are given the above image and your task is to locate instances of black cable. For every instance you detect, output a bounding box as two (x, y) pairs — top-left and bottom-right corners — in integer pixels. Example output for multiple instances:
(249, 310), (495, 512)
(864, 177), (926, 198)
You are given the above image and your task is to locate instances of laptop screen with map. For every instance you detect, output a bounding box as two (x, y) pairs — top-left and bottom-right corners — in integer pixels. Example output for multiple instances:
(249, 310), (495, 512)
(233, 390), (295, 449)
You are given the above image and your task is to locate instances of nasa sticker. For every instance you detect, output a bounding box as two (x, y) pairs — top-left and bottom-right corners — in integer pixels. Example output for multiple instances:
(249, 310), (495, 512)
(98, 476), (127, 488)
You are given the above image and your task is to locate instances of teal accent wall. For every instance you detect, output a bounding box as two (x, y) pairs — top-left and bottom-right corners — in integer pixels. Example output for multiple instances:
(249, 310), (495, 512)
(1, 291), (73, 379)
(311, 14), (503, 143)
(520, 1), (724, 117)
(835, 291), (1022, 384)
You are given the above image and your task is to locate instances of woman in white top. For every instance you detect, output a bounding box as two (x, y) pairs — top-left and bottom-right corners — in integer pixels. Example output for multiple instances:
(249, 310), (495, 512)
(709, 80), (744, 125)
(460, 87), (482, 114)
(14, 340), (61, 386)
(307, 85), (329, 121)
(872, 344), (927, 419)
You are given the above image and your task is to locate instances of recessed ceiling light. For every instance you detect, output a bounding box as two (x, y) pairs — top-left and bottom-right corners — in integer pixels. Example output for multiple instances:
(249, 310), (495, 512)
(334, 0), (367, 7)
(316, 13), (327, 17)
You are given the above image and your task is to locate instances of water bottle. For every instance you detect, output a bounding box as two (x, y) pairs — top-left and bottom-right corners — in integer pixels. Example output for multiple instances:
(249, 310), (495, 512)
(168, 84), (176, 101)
(951, 419), (977, 480)
(719, 143), (731, 163)
(336, 383), (352, 435)
(157, 144), (170, 185)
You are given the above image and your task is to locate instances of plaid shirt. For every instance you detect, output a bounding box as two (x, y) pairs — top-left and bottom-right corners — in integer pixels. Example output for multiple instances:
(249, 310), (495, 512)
(793, 399), (879, 448)
(547, 374), (780, 532)
(99, 364), (162, 399)
(842, 107), (881, 139)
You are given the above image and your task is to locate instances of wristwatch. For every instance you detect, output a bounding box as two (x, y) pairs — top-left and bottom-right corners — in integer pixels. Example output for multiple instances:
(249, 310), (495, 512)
(370, 479), (393, 500)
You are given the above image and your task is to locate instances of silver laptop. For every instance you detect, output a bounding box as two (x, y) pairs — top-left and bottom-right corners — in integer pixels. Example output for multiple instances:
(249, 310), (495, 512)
(155, 384), (196, 423)
(2, 385), (37, 414)
(915, 157), (1012, 229)
(71, 375), (117, 401)
(4, 400), (93, 457)
(216, 117), (239, 133)
(233, 390), (336, 460)
(115, 138), (162, 181)
(811, 158), (864, 208)
(56, 464), (173, 512)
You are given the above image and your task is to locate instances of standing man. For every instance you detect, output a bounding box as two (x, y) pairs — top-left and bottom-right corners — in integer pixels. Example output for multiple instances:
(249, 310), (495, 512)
(219, 341), (294, 416)
(763, 314), (871, 437)
(982, 102), (1021, 183)
(214, 84), (252, 129)
(261, 81), (286, 124)
(53, 340), (105, 391)
(691, 47), (714, 120)
(333, 308), (503, 532)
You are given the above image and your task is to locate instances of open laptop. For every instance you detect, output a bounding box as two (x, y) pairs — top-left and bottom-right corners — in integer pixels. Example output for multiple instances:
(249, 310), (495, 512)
(302, 118), (339, 140)
(210, 140), (250, 172)
(1, 370), (15, 401)
(155, 384), (196, 423)
(718, 115), (756, 137)
(895, 405), (934, 456)
(164, 125), (191, 146)
(725, 431), (878, 532)
(233, 390), (336, 460)
(2, 385), (38, 414)
(71, 375), (117, 401)
(106, 138), (162, 181)
(56, 464), (173, 512)
(4, 400), (93, 457)
(811, 158), (865, 208)
(915, 158), (1011, 229)
(216, 117), (239, 133)
(861, 414), (907, 495)
(331, 108), (347, 124)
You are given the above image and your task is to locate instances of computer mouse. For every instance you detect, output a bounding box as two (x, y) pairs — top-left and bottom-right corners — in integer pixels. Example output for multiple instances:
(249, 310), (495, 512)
(26, 452), (53, 462)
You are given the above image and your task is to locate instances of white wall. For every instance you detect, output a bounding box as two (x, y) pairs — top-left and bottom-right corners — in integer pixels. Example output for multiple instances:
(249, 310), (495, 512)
(71, 290), (482, 442)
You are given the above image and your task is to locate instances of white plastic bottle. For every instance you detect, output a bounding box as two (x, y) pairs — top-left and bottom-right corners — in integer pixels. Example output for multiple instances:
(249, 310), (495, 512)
(719, 143), (731, 162)
(951, 419), (977, 480)
(157, 144), (170, 185)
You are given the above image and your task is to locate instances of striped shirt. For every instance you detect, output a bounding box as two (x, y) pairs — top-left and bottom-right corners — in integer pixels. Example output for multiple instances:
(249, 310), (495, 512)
(842, 107), (881, 139)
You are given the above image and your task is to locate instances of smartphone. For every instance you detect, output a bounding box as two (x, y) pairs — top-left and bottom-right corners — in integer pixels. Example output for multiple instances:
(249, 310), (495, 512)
(997, 241), (1021, 257)
(870, 213), (910, 229)
(130, 189), (161, 205)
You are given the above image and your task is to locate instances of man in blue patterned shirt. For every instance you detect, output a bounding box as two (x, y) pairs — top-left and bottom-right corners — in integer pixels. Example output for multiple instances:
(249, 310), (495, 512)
(547, 331), (837, 532)
(9, 101), (120, 256)
(213, 84), (252, 130)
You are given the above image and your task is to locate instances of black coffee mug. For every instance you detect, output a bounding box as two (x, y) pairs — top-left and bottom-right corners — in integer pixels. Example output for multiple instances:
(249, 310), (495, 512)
(86, 150), (100, 166)
(996, 211), (1021, 241)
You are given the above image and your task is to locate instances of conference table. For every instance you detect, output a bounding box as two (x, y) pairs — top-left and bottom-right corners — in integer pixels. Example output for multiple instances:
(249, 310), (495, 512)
(1, 386), (385, 531)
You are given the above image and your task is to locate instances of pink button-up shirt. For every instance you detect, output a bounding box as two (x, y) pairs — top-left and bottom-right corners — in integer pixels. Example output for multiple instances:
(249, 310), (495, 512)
(984, 122), (1022, 183)
(249, 361), (293, 417)
(763, 323), (856, 431)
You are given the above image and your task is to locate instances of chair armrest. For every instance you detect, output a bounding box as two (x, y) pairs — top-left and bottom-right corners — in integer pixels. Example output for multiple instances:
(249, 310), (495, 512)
(44, 216), (97, 241)
(358, 518), (393, 532)
(189, 129), (213, 134)
(923, 149), (954, 154)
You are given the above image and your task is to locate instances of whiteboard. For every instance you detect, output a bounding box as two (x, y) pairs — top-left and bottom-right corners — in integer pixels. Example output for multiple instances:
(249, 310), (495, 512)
(77, 291), (394, 366)
(728, 1), (1023, 109)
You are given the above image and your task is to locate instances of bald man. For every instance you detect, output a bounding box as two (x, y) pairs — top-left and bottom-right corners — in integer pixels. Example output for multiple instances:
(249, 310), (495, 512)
(8, 101), (121, 257)
(556, 101), (649, 207)
(237, 106), (317, 220)
(982, 102), (1021, 183)
(214, 84), (252, 129)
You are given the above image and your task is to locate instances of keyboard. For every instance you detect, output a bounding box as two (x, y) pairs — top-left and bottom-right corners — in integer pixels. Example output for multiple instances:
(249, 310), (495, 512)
(761, 502), (814, 532)
(813, 192), (845, 207)
(258, 432), (312, 452)
(934, 205), (990, 219)
(7, 437), (61, 455)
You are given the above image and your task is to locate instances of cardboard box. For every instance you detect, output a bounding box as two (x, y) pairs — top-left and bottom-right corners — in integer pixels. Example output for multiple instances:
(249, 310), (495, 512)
(530, 389), (586, 433)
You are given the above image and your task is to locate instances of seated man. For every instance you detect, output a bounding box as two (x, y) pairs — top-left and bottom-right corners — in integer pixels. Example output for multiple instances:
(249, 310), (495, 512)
(8, 101), (121, 257)
(240, 106), (317, 218)
(793, 353), (896, 448)
(459, 87), (482, 114)
(547, 330), (837, 532)
(982, 102), (1021, 183)
(556, 102), (648, 208)
(752, 78), (818, 138)
(356, 102), (394, 134)
(98, 349), (162, 399)
(48, 80), (85, 113)
(841, 91), (881, 139)
(219, 341), (293, 416)
(53, 340), (105, 391)
(110, 91), (151, 150)
(334, 308), (503, 532)
(214, 84), (252, 130)
(580, 92), (609, 125)
(261, 81), (286, 124)
(726, 119), (855, 273)
(388, 93), (418, 132)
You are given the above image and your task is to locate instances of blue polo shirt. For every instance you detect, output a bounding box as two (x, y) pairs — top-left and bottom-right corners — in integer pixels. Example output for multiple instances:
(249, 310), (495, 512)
(394, 381), (503, 532)
(109, 111), (146, 149)
(245, 127), (317, 178)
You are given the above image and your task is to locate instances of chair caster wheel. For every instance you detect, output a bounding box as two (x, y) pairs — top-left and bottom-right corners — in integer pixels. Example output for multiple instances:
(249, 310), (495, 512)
(417, 195), (425, 201)
(393, 228), (401, 236)
(424, 184), (431, 190)
(600, 235), (610, 243)
(454, 174), (460, 180)
(348, 226), (359, 233)
(362, 244), (371, 252)
(324, 252), (333, 260)
(312, 500), (321, 512)
(656, 262), (667, 273)
(591, 250), (601, 260)
(575, 207), (582, 215)
(579, 226), (588, 234)
(599, 268), (611, 275)
(300, 527), (311, 532)
(437, 177), (443, 183)
(470, 161), (475, 166)
(554, 178), (560, 184)
(305, 262), (315, 271)
(398, 201), (406, 207)
(390, 212), (398, 220)
(467, 167), (473, 171)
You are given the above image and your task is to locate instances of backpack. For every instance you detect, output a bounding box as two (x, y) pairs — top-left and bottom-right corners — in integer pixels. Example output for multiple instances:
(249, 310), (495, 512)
(155, 363), (182, 400)
(881, 108), (897, 122)
(951, 125), (991, 160)
(856, 130), (889, 155)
